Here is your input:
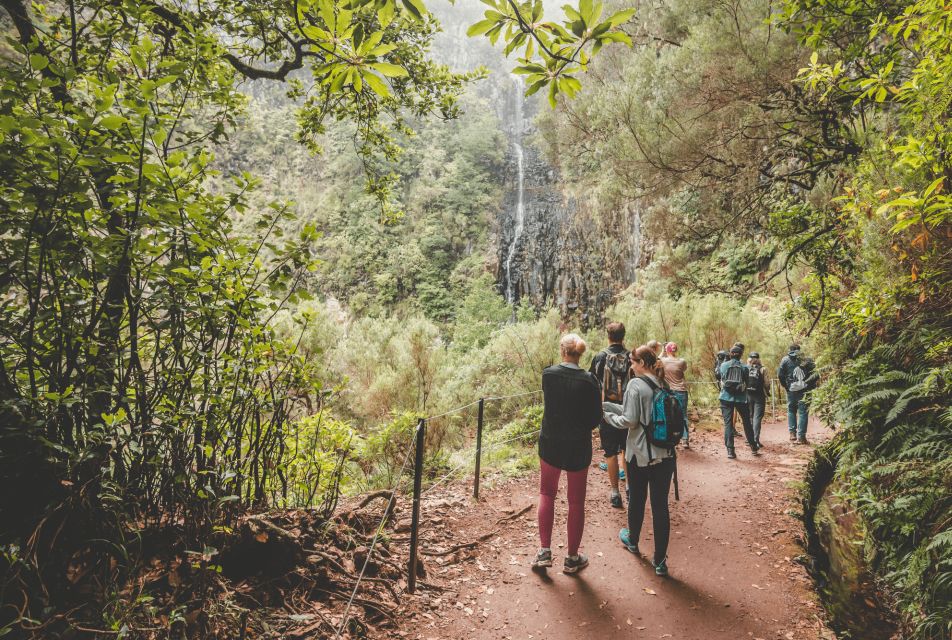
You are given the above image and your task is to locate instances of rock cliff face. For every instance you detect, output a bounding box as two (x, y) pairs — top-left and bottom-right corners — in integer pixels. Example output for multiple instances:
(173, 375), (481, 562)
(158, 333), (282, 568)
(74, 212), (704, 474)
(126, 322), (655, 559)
(434, 2), (645, 324)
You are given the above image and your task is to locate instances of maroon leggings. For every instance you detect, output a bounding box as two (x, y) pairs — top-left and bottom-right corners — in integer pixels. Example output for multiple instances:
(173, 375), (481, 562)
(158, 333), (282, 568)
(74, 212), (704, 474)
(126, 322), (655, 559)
(537, 458), (589, 556)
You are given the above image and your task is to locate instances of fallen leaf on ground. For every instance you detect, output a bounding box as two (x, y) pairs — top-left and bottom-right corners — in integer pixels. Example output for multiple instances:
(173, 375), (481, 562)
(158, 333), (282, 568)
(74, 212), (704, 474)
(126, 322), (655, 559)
(643, 588), (657, 595)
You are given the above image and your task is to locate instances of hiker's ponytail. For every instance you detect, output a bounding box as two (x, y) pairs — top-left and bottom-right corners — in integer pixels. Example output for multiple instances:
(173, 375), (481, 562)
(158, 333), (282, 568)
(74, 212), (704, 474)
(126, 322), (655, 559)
(633, 345), (666, 384)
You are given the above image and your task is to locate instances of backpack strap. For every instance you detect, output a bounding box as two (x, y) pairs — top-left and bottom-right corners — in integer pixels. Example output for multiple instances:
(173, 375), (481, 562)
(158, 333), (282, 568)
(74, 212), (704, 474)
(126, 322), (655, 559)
(634, 375), (657, 461)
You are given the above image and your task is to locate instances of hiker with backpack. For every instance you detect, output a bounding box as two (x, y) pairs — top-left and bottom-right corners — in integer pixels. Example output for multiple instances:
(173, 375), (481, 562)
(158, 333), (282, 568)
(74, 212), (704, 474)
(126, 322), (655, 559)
(661, 342), (690, 447)
(777, 344), (818, 444)
(746, 352), (769, 449)
(603, 345), (686, 577)
(533, 334), (603, 574)
(713, 350), (729, 389)
(589, 322), (631, 509)
(719, 345), (759, 459)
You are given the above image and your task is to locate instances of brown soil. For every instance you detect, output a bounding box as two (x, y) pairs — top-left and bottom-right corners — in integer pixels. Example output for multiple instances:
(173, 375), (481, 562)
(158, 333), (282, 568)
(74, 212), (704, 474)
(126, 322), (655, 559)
(392, 417), (837, 640)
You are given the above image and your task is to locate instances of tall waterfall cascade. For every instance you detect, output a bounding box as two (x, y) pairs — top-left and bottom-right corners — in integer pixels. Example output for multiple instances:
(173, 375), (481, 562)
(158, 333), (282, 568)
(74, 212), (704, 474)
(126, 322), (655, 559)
(504, 141), (525, 303)
(430, 1), (646, 322)
(503, 75), (526, 304)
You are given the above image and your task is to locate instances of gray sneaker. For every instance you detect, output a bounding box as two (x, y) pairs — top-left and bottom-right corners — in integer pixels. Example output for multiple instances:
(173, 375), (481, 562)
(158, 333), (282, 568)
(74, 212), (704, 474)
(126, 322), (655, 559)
(531, 548), (552, 570)
(563, 553), (589, 574)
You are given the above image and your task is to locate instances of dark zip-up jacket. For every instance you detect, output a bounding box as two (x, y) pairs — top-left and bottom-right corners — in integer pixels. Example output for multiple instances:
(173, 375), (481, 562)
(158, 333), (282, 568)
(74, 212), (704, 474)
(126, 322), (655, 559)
(539, 363), (603, 471)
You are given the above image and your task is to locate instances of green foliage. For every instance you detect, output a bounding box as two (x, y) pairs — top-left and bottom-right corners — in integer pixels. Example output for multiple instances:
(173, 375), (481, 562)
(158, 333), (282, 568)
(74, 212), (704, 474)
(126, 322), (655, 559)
(467, 0), (636, 105)
(817, 343), (951, 638)
(777, 1), (952, 635)
(0, 0), (470, 632)
(360, 411), (420, 486)
(280, 414), (362, 513)
(451, 273), (512, 351)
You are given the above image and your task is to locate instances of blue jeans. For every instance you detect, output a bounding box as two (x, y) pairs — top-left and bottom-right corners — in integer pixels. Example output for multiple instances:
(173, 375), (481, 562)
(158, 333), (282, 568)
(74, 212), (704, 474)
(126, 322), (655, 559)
(672, 391), (688, 443)
(787, 390), (809, 438)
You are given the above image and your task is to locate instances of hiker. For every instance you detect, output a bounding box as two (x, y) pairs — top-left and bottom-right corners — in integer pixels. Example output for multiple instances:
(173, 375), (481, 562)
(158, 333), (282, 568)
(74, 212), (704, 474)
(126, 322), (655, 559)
(746, 352), (769, 448)
(719, 345), (759, 458)
(777, 344), (818, 444)
(603, 345), (684, 577)
(713, 350), (729, 389)
(661, 342), (690, 447)
(533, 334), (602, 574)
(647, 339), (662, 357)
(589, 322), (630, 509)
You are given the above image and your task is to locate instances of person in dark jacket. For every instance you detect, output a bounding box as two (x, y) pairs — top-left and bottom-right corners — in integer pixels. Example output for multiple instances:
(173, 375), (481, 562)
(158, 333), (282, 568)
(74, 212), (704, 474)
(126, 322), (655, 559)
(746, 352), (769, 448)
(533, 333), (602, 574)
(777, 344), (818, 444)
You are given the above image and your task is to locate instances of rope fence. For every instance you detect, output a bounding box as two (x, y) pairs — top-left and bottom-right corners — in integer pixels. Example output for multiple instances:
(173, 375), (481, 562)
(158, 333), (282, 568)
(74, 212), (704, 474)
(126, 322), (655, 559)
(333, 425), (417, 639)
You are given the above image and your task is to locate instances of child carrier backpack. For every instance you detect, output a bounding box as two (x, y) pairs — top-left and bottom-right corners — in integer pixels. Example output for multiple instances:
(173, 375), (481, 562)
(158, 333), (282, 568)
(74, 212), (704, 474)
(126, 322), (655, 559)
(602, 351), (630, 402)
(637, 376), (686, 452)
(747, 364), (763, 392)
(723, 360), (747, 395)
(788, 363), (808, 392)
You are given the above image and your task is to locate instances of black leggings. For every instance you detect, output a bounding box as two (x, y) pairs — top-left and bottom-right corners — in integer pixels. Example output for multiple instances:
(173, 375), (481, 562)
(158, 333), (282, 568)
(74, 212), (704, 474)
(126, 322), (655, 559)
(625, 457), (675, 564)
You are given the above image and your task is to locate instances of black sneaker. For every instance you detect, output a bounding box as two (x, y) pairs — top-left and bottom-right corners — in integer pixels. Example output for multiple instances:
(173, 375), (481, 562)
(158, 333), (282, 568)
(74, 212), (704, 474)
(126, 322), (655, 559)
(727, 449), (737, 459)
(610, 493), (623, 509)
(563, 553), (589, 574)
(531, 548), (552, 570)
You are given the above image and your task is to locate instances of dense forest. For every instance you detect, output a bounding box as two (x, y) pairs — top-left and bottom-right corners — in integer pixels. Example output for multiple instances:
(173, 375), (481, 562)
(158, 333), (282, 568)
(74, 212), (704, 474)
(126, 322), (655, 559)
(0, 0), (949, 638)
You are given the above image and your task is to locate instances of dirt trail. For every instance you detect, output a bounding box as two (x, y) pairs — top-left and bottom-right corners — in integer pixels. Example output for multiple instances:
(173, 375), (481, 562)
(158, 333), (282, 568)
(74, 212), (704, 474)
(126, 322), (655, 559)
(394, 418), (836, 640)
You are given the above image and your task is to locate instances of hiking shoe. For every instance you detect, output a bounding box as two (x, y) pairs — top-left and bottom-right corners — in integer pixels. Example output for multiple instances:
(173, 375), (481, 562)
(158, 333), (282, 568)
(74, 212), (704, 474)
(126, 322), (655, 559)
(654, 558), (669, 577)
(797, 436), (809, 445)
(789, 432), (797, 442)
(598, 461), (608, 471)
(726, 449), (737, 459)
(563, 553), (589, 574)
(531, 548), (552, 570)
(619, 528), (640, 555)
(610, 493), (623, 509)
(756, 441), (764, 449)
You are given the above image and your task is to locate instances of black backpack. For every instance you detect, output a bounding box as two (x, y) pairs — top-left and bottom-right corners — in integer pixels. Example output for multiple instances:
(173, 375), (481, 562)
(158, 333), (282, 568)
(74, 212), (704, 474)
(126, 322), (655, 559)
(601, 351), (630, 402)
(722, 360), (747, 395)
(747, 364), (763, 392)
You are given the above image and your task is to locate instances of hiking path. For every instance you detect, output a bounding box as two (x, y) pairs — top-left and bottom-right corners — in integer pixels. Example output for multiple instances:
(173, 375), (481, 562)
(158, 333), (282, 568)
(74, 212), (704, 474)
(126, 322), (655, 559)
(391, 417), (836, 640)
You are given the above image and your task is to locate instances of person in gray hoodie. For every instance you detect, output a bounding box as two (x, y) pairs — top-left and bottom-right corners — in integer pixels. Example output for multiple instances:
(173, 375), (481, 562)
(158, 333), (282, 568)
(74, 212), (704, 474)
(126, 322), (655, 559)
(603, 345), (675, 577)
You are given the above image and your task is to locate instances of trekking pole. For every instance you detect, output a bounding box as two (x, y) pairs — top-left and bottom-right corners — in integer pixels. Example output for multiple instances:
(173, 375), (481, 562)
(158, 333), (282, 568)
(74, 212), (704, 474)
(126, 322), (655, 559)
(673, 452), (680, 501)
(407, 418), (426, 594)
(473, 398), (485, 500)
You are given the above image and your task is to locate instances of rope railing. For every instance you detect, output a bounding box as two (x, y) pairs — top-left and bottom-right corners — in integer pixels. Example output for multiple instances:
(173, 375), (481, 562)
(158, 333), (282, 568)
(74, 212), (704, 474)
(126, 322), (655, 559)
(333, 425), (417, 640)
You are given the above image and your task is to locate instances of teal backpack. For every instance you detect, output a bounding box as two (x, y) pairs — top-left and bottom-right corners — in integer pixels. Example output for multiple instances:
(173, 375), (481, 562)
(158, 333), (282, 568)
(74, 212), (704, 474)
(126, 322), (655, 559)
(637, 376), (686, 452)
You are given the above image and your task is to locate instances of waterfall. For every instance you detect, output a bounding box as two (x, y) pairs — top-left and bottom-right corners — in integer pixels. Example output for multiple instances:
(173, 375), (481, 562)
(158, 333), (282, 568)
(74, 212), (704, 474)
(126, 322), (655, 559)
(505, 143), (525, 303)
(504, 76), (526, 304)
